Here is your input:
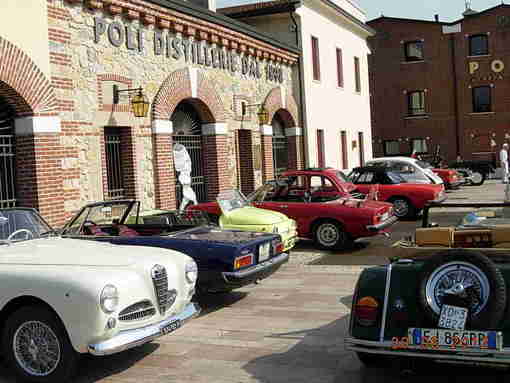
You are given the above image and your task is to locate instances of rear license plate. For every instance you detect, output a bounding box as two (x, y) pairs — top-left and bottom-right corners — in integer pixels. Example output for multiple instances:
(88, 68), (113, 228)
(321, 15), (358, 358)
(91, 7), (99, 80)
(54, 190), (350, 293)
(408, 328), (501, 350)
(160, 319), (181, 335)
(438, 304), (468, 330)
(259, 243), (270, 262)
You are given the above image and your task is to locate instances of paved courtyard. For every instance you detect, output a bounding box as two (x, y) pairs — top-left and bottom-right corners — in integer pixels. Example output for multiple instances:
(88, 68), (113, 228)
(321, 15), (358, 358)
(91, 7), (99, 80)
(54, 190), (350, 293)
(1, 181), (508, 382)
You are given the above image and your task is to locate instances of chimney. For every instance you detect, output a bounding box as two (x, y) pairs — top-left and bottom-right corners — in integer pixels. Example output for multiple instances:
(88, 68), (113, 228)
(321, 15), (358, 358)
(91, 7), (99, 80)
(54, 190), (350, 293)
(434, 14), (439, 22)
(184, 0), (216, 12)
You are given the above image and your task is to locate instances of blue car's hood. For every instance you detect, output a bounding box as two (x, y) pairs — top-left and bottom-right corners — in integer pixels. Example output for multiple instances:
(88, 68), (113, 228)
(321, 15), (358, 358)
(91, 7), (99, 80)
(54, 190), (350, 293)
(169, 226), (276, 244)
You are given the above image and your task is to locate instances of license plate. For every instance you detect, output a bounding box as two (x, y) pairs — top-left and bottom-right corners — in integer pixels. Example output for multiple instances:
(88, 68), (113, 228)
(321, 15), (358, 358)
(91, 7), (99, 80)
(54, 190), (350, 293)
(438, 304), (468, 330)
(259, 243), (270, 262)
(408, 328), (501, 350)
(160, 319), (181, 335)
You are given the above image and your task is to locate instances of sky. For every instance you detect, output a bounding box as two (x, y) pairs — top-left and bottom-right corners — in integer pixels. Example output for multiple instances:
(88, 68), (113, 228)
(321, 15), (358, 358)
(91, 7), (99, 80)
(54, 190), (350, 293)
(216, 0), (505, 22)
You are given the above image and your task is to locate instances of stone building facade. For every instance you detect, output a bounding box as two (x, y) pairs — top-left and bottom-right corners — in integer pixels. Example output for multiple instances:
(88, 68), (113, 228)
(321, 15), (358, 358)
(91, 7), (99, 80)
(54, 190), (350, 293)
(0, 0), (302, 226)
(368, 4), (510, 163)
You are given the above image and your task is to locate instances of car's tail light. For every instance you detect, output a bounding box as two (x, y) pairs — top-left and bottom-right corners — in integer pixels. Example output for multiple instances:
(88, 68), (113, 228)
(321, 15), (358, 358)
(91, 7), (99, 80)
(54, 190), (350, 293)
(234, 254), (253, 270)
(354, 296), (379, 326)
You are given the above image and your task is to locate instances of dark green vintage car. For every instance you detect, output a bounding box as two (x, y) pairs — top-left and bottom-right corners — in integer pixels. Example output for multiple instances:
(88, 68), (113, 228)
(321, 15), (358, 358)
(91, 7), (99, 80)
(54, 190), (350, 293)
(346, 202), (510, 368)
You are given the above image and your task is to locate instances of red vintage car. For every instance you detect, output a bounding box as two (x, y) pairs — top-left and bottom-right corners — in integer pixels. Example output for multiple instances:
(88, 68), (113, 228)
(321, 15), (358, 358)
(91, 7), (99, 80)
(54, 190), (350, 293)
(349, 166), (447, 219)
(432, 168), (465, 189)
(190, 168), (397, 250)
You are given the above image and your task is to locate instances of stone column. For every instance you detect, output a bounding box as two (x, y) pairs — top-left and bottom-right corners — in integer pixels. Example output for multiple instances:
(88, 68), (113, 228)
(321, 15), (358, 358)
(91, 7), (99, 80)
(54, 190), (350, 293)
(286, 127), (305, 171)
(202, 123), (229, 201)
(15, 116), (64, 227)
(260, 124), (274, 181)
(152, 120), (176, 210)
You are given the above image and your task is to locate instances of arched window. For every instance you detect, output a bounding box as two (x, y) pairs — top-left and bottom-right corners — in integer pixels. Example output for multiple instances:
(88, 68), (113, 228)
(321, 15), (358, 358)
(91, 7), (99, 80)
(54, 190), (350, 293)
(0, 95), (16, 208)
(171, 101), (208, 204)
(272, 113), (288, 177)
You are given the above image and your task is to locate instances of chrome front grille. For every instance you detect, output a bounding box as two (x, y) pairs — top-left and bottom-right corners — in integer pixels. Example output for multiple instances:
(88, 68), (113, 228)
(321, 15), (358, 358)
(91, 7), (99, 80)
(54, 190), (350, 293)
(151, 264), (169, 314)
(118, 300), (156, 322)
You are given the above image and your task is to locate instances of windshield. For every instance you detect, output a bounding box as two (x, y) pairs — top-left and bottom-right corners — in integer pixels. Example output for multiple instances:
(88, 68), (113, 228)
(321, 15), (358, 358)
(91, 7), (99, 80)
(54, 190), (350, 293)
(417, 160), (433, 169)
(63, 201), (138, 235)
(0, 209), (54, 243)
(217, 190), (250, 215)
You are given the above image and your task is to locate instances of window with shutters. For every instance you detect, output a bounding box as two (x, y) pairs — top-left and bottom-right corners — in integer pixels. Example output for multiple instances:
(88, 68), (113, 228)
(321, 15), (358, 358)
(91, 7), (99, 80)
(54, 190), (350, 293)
(317, 130), (325, 167)
(354, 56), (361, 93)
(311, 36), (321, 81)
(336, 48), (343, 88)
(341, 131), (348, 169)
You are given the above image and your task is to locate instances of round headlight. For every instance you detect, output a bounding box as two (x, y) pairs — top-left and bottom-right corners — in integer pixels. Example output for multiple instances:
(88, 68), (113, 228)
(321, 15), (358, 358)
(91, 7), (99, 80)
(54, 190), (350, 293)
(100, 284), (119, 314)
(185, 262), (198, 284)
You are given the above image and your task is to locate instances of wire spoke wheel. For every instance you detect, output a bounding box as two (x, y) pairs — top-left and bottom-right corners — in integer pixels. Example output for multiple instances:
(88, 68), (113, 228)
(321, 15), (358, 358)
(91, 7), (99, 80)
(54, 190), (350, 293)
(13, 320), (61, 377)
(392, 199), (409, 217)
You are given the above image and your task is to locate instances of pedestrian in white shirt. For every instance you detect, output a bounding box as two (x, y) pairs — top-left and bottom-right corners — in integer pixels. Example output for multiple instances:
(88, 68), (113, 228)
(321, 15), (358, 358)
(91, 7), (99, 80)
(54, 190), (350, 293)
(500, 143), (509, 183)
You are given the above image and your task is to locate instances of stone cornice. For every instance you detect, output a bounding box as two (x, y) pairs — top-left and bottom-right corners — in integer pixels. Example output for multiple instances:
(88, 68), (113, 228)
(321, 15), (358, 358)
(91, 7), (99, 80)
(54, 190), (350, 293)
(68, 0), (299, 65)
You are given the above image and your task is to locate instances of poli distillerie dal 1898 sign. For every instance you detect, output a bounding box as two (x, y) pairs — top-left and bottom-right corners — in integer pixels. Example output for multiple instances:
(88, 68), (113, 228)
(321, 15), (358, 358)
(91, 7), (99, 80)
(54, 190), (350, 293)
(93, 17), (284, 83)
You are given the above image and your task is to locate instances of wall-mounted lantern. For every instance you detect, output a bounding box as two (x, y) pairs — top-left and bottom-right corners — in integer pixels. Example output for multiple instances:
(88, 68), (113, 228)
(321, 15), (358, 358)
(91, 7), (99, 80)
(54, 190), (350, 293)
(241, 102), (269, 126)
(113, 85), (150, 118)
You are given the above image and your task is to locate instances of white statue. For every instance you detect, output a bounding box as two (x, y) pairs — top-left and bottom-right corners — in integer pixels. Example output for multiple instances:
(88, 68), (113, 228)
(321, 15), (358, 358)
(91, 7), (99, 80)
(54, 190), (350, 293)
(173, 143), (197, 212)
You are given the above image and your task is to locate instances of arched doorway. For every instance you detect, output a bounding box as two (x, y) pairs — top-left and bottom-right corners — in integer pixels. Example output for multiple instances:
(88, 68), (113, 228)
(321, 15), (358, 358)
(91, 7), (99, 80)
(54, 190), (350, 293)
(272, 111), (289, 177)
(0, 95), (16, 208)
(171, 100), (208, 204)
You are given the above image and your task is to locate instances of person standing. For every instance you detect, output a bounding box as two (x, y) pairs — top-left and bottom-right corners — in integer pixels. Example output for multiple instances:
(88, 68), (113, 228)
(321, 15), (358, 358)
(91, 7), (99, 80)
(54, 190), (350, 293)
(500, 143), (509, 183)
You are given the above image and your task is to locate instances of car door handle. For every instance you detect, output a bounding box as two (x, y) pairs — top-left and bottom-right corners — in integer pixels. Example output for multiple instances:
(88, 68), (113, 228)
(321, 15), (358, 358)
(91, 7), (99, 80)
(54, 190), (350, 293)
(279, 205), (288, 208)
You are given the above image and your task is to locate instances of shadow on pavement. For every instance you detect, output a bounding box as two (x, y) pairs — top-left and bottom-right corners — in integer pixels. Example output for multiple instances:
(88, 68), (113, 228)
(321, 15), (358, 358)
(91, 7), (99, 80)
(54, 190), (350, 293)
(242, 313), (509, 383)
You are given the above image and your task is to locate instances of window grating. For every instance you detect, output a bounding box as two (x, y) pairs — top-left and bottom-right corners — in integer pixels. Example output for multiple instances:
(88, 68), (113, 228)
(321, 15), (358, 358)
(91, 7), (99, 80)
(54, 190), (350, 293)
(104, 128), (124, 200)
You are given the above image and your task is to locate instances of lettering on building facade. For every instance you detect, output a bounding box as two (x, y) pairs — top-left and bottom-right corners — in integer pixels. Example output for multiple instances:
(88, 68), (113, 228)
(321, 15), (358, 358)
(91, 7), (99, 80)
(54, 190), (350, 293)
(93, 17), (284, 84)
(469, 59), (505, 82)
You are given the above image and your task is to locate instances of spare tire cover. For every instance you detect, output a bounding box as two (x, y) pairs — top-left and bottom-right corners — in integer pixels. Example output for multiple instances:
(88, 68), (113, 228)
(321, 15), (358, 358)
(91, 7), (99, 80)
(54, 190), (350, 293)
(419, 249), (506, 330)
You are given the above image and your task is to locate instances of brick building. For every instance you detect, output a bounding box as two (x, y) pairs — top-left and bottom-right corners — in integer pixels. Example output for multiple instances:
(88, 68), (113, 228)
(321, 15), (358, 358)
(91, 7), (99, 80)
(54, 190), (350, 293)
(368, 4), (510, 164)
(0, 0), (302, 226)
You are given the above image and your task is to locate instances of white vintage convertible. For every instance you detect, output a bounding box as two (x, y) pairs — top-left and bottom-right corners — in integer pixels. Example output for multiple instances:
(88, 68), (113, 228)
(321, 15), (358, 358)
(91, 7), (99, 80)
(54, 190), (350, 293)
(0, 207), (200, 382)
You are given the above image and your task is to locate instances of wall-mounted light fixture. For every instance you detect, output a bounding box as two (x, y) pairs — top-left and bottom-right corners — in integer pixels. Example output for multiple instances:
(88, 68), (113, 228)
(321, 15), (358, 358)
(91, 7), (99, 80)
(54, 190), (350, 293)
(241, 102), (269, 126)
(113, 85), (150, 118)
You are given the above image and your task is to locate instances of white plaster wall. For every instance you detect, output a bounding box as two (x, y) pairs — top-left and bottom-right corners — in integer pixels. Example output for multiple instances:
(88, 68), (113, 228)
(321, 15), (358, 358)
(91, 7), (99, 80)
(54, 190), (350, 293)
(327, 0), (366, 22)
(0, 0), (50, 78)
(297, 2), (373, 172)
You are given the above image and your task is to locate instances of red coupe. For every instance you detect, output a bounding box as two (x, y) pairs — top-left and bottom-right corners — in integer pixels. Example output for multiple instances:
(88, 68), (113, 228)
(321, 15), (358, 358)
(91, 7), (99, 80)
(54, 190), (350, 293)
(432, 168), (465, 189)
(190, 168), (397, 250)
(349, 166), (447, 219)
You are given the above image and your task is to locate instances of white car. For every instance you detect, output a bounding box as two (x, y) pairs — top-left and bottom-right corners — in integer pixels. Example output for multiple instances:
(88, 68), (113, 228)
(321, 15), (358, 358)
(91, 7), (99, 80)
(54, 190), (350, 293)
(0, 207), (200, 382)
(366, 156), (444, 184)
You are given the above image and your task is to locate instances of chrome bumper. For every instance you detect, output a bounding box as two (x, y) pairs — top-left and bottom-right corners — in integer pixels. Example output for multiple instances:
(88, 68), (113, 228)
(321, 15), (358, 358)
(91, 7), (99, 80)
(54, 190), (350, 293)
(345, 337), (510, 365)
(222, 252), (289, 280)
(366, 215), (399, 231)
(88, 302), (200, 356)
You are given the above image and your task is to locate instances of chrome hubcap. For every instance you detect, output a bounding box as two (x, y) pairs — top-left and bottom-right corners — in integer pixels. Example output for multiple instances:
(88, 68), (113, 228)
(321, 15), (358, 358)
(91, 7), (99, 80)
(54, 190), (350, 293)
(392, 199), (409, 217)
(471, 172), (483, 184)
(13, 321), (61, 377)
(317, 224), (340, 246)
(425, 262), (490, 316)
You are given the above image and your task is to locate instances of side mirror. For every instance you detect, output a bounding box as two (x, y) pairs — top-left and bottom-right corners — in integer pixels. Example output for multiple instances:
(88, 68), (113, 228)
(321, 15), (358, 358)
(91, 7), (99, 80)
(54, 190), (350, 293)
(428, 222), (439, 228)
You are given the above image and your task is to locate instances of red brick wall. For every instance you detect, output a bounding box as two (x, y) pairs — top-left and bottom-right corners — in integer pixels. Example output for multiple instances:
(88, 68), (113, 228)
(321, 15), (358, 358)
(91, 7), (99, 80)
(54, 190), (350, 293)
(16, 134), (65, 227)
(368, 6), (510, 161)
(153, 133), (177, 209)
(261, 134), (274, 181)
(203, 135), (229, 201)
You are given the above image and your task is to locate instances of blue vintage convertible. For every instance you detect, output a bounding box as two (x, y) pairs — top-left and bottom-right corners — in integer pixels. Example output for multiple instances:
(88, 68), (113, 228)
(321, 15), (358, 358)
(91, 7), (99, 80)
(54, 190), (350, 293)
(60, 200), (289, 293)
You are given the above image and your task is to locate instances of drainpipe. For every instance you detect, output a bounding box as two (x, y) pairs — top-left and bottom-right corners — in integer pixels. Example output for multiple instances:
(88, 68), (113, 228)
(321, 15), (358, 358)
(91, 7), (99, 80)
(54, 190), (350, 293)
(290, 4), (309, 168)
(450, 34), (461, 159)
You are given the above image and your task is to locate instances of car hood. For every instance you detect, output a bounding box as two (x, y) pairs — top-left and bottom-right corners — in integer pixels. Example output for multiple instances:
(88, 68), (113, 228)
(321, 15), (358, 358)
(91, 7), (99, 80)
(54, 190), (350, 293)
(0, 237), (178, 267)
(225, 206), (286, 225)
(170, 226), (275, 243)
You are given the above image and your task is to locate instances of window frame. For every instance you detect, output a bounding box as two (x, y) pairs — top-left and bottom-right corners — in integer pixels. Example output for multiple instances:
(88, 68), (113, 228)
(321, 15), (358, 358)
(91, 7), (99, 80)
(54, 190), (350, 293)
(404, 40), (424, 62)
(341, 131), (348, 169)
(469, 34), (489, 56)
(336, 47), (344, 88)
(407, 90), (426, 116)
(311, 36), (321, 81)
(354, 56), (361, 93)
(317, 129), (325, 167)
(472, 85), (492, 113)
(411, 138), (428, 154)
(384, 140), (400, 156)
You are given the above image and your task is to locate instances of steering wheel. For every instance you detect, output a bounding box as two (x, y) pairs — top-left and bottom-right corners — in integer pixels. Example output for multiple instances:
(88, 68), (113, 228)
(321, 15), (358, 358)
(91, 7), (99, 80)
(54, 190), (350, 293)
(7, 229), (34, 242)
(83, 220), (98, 226)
